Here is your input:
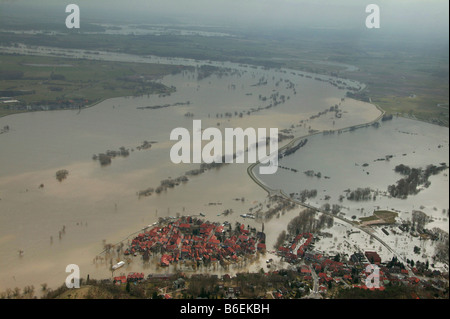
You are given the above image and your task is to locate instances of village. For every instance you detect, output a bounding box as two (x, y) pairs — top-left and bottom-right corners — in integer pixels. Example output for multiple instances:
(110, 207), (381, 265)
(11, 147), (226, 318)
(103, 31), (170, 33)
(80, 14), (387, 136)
(274, 230), (448, 298)
(121, 216), (267, 269)
(102, 215), (449, 299)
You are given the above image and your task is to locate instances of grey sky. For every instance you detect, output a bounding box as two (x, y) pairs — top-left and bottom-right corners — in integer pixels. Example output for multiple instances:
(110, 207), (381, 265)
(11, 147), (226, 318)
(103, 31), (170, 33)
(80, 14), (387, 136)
(1, 0), (448, 38)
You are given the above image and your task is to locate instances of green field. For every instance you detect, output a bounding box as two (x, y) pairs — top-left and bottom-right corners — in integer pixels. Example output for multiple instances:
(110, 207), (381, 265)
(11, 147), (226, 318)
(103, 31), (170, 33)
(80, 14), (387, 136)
(359, 210), (398, 225)
(0, 54), (188, 117)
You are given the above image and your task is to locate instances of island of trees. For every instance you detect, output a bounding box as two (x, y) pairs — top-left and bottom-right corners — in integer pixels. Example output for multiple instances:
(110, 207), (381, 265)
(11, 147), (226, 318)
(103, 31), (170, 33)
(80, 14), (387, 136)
(92, 147), (130, 166)
(388, 163), (448, 199)
(55, 169), (69, 182)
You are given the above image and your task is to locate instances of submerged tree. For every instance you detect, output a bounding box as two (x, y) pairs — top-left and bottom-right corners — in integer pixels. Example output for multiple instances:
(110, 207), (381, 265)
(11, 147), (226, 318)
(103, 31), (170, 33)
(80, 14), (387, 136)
(55, 169), (69, 182)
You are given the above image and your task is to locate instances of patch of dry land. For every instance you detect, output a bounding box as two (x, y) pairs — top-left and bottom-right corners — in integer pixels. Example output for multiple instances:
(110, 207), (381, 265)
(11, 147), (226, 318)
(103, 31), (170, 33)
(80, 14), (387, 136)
(359, 210), (398, 226)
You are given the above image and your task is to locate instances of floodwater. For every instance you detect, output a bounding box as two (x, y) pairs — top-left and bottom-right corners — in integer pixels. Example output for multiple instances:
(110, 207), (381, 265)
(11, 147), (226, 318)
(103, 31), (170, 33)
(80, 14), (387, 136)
(0, 46), (444, 295)
(254, 117), (449, 230)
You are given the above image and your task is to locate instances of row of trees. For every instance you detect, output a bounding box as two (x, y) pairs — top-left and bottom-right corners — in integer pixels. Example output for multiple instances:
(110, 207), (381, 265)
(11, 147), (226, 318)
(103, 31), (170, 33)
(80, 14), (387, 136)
(287, 208), (334, 236)
(274, 208), (334, 249)
(321, 203), (341, 215)
(346, 187), (372, 201)
(92, 147), (130, 166)
(257, 195), (297, 220)
(411, 210), (430, 233)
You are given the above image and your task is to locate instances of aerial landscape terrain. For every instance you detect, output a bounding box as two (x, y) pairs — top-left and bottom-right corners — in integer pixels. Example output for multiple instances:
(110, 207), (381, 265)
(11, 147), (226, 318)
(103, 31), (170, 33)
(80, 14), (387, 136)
(0, 0), (448, 306)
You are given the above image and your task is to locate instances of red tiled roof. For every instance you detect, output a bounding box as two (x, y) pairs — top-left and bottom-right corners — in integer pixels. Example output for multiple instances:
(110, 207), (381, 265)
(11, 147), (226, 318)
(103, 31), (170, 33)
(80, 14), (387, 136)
(239, 235), (248, 241)
(301, 268), (311, 273)
(216, 226), (224, 233)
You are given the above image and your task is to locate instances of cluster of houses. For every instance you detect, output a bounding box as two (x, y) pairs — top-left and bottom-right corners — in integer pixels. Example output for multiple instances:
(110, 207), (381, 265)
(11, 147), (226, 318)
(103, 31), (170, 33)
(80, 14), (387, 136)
(277, 232), (313, 261)
(108, 258), (447, 298)
(124, 217), (266, 267)
(113, 272), (145, 285)
(277, 234), (448, 295)
(111, 220), (447, 297)
(295, 252), (436, 295)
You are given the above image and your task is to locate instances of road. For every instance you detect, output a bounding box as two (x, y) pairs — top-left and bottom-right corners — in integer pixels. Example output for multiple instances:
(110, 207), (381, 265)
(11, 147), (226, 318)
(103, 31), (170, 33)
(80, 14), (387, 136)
(305, 264), (322, 299)
(246, 106), (416, 278)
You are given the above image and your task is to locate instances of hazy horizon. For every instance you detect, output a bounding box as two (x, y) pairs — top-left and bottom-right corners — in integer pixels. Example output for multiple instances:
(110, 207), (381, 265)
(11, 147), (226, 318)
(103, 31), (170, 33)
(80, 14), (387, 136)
(0, 0), (448, 40)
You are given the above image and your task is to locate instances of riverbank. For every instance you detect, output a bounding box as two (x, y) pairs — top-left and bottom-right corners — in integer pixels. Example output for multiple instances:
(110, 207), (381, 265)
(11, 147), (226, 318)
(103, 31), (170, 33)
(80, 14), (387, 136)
(0, 53), (183, 118)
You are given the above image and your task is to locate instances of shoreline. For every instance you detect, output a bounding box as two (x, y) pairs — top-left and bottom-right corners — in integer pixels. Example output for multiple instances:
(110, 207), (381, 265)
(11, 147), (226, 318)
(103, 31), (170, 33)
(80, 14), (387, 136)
(0, 97), (108, 120)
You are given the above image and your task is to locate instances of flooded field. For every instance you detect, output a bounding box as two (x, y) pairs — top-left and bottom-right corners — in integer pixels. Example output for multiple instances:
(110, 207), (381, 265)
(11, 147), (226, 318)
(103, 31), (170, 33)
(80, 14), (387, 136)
(0, 46), (446, 294)
(254, 116), (449, 231)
